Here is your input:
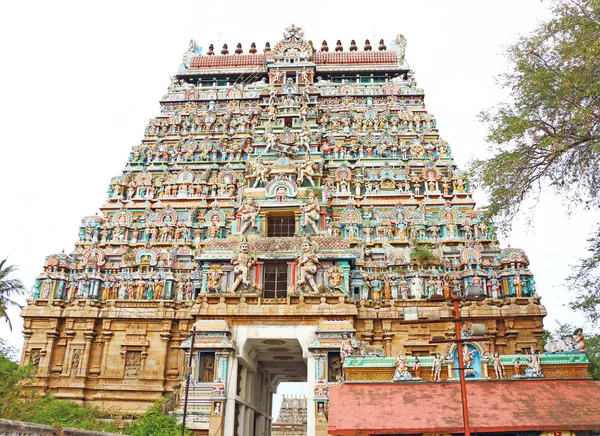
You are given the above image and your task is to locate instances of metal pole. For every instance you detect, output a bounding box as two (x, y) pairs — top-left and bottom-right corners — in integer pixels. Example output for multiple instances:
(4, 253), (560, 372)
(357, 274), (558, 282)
(181, 326), (196, 436)
(453, 293), (471, 436)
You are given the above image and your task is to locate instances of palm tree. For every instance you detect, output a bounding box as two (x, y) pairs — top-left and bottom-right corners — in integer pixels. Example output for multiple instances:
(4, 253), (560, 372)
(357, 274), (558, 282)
(0, 258), (26, 331)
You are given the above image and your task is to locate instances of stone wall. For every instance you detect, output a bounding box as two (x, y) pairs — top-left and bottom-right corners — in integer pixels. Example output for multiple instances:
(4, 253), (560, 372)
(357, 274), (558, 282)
(0, 418), (125, 436)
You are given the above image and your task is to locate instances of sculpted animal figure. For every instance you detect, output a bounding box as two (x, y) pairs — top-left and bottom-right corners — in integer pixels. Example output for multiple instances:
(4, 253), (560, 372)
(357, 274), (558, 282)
(355, 340), (385, 357)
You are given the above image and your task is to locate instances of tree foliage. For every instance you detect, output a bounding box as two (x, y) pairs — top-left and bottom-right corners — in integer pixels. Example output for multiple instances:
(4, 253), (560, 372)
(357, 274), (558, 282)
(471, 0), (600, 323)
(128, 399), (190, 436)
(410, 243), (439, 266)
(0, 258), (26, 331)
(472, 0), (600, 229)
(568, 224), (600, 324)
(0, 338), (120, 432)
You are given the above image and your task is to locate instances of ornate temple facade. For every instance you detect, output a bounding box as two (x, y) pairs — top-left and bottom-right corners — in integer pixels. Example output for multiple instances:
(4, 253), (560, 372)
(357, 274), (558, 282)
(20, 25), (599, 436)
(272, 396), (307, 436)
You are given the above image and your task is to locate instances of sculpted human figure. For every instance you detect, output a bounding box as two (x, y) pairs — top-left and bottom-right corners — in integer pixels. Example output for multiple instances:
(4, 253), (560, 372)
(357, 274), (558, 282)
(463, 346), (476, 373)
(238, 197), (261, 235)
(514, 357), (521, 376)
(512, 274), (523, 297)
(413, 357), (421, 378)
(411, 273), (423, 299)
(250, 157), (271, 188)
(264, 122), (277, 153)
(207, 222), (220, 239)
(297, 155), (317, 187)
(298, 125), (311, 154)
(231, 238), (255, 293)
(154, 278), (163, 300)
(297, 237), (321, 294)
(340, 333), (356, 363)
(432, 353), (442, 381)
(300, 193), (321, 234)
(493, 351), (505, 379)
(207, 269), (224, 292)
(392, 352), (410, 381)
(573, 327), (586, 351)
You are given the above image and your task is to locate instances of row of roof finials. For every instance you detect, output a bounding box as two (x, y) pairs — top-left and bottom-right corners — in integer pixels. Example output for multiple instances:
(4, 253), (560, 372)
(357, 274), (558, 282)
(205, 39), (391, 56)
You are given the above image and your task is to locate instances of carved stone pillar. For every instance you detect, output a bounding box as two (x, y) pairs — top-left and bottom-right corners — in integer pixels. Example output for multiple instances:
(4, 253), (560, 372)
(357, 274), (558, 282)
(39, 329), (59, 380)
(21, 328), (33, 365)
(382, 332), (394, 357)
(99, 331), (114, 376)
(62, 329), (76, 376)
(80, 330), (97, 376)
(160, 331), (172, 382)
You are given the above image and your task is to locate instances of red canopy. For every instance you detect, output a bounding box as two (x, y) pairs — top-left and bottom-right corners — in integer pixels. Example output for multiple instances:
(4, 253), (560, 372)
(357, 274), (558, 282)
(328, 379), (600, 434)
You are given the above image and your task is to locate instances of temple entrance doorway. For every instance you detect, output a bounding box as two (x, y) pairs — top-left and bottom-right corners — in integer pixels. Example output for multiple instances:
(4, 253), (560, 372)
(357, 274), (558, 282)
(224, 325), (317, 436)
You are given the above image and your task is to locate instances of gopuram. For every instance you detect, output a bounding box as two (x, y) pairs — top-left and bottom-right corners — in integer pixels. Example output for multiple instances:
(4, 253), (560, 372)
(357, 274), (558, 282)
(20, 25), (599, 436)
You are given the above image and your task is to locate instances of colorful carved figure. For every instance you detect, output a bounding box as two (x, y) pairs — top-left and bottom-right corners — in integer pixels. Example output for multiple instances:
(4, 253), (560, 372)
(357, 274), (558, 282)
(238, 197), (261, 235)
(300, 192), (321, 234)
(413, 357), (421, 378)
(493, 351), (505, 379)
(432, 353), (442, 381)
(573, 328), (586, 351)
(231, 238), (255, 293)
(514, 357), (521, 377)
(297, 236), (321, 294)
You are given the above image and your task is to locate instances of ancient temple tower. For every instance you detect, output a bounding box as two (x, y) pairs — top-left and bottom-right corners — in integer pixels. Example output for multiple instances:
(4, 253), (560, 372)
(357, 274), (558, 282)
(21, 25), (548, 436)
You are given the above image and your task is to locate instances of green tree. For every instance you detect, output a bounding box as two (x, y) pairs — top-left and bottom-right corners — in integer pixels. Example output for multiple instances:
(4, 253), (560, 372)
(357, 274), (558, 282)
(0, 258), (26, 331)
(128, 399), (190, 436)
(471, 0), (600, 323)
(410, 243), (439, 267)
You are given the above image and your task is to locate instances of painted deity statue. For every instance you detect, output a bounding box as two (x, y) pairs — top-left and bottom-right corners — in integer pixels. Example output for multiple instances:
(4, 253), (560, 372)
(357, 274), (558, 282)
(462, 346), (476, 375)
(340, 333), (357, 363)
(573, 327), (586, 351)
(493, 351), (505, 379)
(300, 193), (321, 234)
(297, 237), (321, 294)
(207, 269), (223, 292)
(432, 353), (442, 381)
(297, 155), (317, 187)
(238, 197), (261, 235)
(231, 238), (255, 293)
(392, 352), (411, 381)
(249, 157), (271, 188)
(410, 273), (423, 299)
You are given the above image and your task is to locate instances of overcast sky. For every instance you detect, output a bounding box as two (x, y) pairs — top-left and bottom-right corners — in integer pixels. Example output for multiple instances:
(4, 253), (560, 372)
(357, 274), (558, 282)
(1, 0), (598, 418)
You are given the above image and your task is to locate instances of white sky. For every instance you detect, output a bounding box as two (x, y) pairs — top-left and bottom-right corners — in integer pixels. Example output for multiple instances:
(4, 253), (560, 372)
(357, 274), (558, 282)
(0, 0), (597, 418)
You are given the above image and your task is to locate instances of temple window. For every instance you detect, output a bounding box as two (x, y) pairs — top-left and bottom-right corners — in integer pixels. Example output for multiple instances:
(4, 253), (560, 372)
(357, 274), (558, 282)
(327, 351), (342, 382)
(197, 351), (215, 383)
(267, 215), (295, 237)
(263, 262), (289, 298)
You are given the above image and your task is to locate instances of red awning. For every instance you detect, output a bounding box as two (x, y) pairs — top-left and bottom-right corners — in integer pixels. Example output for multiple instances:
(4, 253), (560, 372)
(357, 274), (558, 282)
(328, 379), (600, 434)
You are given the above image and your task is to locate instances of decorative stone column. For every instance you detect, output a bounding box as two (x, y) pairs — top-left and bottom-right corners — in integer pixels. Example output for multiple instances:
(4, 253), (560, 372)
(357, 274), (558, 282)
(62, 329), (76, 376)
(80, 330), (97, 377)
(99, 330), (114, 376)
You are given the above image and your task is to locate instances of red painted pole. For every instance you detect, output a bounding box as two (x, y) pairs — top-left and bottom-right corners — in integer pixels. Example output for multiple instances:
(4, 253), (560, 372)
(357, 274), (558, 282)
(454, 293), (471, 436)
